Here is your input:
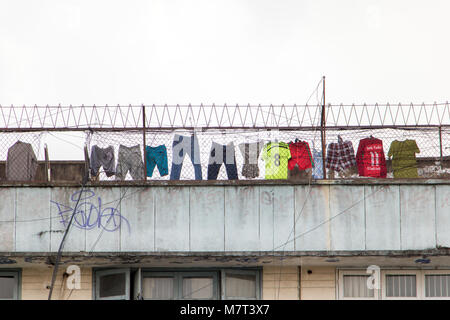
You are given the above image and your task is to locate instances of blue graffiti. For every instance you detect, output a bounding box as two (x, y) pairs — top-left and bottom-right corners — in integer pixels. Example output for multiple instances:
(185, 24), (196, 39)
(50, 189), (131, 233)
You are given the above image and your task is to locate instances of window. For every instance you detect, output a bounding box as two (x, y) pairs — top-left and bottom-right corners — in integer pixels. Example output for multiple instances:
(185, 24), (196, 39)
(142, 276), (175, 299)
(385, 275), (416, 298)
(381, 270), (420, 300)
(423, 271), (450, 299)
(182, 276), (215, 299)
(338, 269), (450, 300)
(222, 269), (260, 300)
(142, 271), (218, 300)
(338, 270), (378, 300)
(0, 271), (20, 300)
(95, 269), (130, 300)
(142, 269), (260, 300)
(95, 268), (260, 300)
(425, 275), (450, 298)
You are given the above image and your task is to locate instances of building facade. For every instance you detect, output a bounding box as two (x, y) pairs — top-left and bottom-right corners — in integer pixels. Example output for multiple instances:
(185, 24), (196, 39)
(1, 180), (450, 300)
(0, 103), (449, 300)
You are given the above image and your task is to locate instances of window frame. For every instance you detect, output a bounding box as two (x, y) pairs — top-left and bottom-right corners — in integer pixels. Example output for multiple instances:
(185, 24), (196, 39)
(179, 271), (219, 300)
(141, 271), (177, 300)
(422, 270), (450, 300)
(94, 268), (130, 300)
(142, 271), (219, 300)
(141, 268), (261, 300)
(338, 268), (450, 300)
(220, 269), (261, 300)
(0, 270), (21, 300)
(381, 270), (422, 300)
(337, 270), (380, 300)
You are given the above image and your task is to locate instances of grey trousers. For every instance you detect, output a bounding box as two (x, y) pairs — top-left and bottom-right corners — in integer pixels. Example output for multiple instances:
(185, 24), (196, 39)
(90, 145), (116, 177)
(115, 145), (144, 180)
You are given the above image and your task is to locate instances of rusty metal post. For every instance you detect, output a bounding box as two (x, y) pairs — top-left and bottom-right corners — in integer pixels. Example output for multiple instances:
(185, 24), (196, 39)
(142, 104), (147, 180)
(439, 126), (443, 169)
(321, 76), (327, 179)
(44, 143), (50, 182)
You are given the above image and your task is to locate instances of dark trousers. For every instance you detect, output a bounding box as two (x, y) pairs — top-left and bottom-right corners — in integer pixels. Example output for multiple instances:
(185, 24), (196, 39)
(170, 134), (202, 180)
(207, 142), (239, 180)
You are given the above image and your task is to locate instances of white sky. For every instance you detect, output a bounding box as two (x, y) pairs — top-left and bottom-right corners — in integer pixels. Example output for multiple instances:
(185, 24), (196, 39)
(0, 0), (449, 106)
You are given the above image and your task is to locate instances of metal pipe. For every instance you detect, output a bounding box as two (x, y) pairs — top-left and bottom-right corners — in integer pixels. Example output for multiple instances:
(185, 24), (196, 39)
(321, 76), (327, 179)
(142, 104), (147, 180)
(439, 126), (443, 169)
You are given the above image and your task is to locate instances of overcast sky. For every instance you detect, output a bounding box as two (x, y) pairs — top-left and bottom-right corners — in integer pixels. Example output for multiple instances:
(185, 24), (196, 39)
(0, 0), (448, 161)
(0, 0), (449, 107)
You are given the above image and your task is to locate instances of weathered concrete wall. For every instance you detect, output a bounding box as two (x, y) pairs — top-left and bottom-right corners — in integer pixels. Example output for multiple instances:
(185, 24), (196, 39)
(1, 184), (449, 253)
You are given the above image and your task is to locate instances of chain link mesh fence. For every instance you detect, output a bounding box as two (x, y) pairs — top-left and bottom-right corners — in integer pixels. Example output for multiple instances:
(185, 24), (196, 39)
(0, 103), (449, 182)
(325, 127), (450, 179)
(83, 127), (450, 181)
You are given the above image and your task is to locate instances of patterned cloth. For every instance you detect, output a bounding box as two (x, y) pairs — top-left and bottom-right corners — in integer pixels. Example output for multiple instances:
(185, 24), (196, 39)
(311, 147), (324, 179)
(325, 136), (357, 172)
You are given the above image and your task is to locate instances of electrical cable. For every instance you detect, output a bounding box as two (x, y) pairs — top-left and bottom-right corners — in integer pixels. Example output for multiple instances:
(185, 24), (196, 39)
(275, 77), (324, 298)
(47, 170), (89, 300)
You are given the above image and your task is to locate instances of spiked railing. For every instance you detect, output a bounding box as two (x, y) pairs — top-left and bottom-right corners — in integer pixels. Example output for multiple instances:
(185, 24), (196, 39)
(0, 102), (449, 131)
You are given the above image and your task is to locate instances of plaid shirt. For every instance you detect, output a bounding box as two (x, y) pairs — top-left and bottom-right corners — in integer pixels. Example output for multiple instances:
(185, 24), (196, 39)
(325, 136), (357, 172)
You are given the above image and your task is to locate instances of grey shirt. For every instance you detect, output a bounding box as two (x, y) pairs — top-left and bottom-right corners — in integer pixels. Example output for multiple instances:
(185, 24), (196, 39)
(6, 141), (38, 181)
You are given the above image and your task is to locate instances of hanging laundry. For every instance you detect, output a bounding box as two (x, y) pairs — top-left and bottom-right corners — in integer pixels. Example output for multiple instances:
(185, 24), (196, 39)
(311, 145), (324, 179)
(146, 145), (169, 178)
(387, 140), (420, 178)
(6, 141), (38, 181)
(115, 144), (145, 180)
(262, 142), (291, 179)
(207, 142), (238, 180)
(288, 140), (314, 171)
(170, 133), (202, 180)
(356, 137), (387, 178)
(90, 145), (116, 177)
(238, 141), (264, 179)
(325, 136), (357, 172)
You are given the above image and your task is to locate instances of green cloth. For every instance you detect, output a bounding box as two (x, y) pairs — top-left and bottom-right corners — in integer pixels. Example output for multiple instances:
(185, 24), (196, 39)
(262, 142), (291, 179)
(387, 140), (420, 178)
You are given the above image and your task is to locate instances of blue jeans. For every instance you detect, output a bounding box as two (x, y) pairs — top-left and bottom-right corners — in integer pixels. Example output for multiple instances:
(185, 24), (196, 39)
(170, 134), (203, 180)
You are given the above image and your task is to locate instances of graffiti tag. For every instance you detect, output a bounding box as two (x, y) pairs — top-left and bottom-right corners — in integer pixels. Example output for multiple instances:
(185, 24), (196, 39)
(50, 189), (131, 233)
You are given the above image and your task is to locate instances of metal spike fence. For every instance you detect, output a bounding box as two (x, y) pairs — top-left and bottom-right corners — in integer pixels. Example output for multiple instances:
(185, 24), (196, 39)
(0, 104), (449, 182)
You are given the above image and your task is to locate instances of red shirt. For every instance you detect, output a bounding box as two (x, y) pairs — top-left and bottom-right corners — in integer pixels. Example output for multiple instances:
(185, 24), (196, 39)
(288, 141), (313, 171)
(356, 137), (387, 178)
